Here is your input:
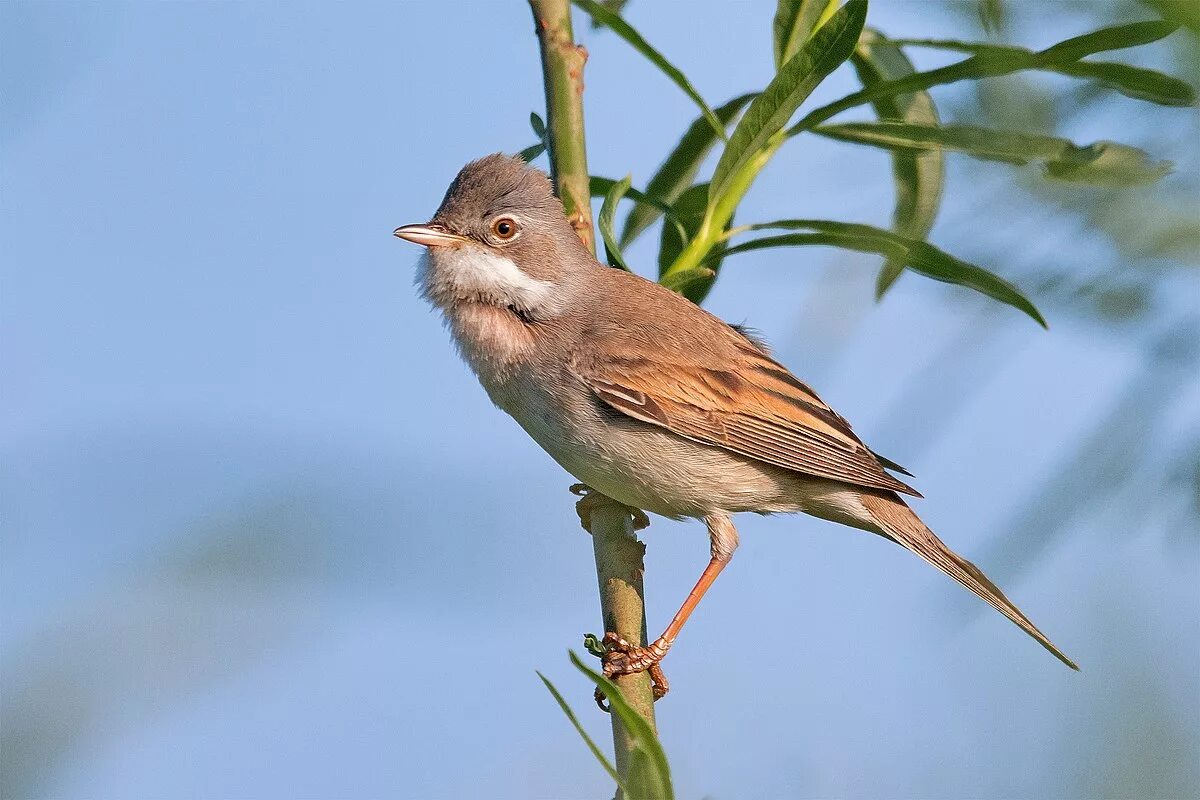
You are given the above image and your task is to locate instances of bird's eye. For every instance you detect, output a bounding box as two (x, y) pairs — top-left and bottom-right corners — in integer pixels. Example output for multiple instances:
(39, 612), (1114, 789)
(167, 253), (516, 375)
(491, 217), (518, 240)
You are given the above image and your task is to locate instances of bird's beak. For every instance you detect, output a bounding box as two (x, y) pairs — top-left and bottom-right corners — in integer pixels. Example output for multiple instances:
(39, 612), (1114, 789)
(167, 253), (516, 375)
(392, 223), (468, 247)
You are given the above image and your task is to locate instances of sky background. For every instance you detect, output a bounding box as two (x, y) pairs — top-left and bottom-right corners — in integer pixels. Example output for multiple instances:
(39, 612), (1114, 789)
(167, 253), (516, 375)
(3, 1), (1198, 798)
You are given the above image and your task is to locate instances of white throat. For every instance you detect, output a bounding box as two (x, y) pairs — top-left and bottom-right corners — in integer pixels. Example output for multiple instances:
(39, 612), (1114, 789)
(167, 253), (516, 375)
(418, 247), (560, 317)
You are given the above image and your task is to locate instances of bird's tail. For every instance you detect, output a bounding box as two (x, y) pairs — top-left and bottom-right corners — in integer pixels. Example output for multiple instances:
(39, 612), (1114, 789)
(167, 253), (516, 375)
(860, 492), (1079, 671)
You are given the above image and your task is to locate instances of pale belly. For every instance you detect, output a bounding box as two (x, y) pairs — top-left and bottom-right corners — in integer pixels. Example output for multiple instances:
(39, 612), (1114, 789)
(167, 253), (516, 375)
(449, 307), (877, 527)
(484, 371), (801, 519)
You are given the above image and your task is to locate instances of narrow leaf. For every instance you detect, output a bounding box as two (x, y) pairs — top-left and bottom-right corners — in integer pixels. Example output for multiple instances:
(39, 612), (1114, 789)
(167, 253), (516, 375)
(814, 122), (1173, 185)
(521, 111), (550, 163)
(710, 0), (867, 210)
(537, 672), (627, 793)
(569, 651), (674, 800)
(1051, 60), (1195, 106)
(620, 93), (757, 248)
(519, 142), (546, 162)
(890, 38), (1195, 106)
(773, 0), (840, 68)
(850, 27), (945, 297)
(590, 176), (689, 244)
(787, 19), (1182, 133)
(599, 174), (632, 269)
(572, 0), (725, 138)
(529, 111), (546, 137)
(723, 220), (1047, 326)
(1043, 141), (1174, 185)
(658, 183), (708, 274)
(660, 266), (717, 298)
(657, 183), (730, 303)
(1038, 19), (1180, 61)
(891, 20), (1180, 59)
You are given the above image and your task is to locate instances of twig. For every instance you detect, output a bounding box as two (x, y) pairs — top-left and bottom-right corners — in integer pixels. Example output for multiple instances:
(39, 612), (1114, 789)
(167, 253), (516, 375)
(528, 0), (659, 779)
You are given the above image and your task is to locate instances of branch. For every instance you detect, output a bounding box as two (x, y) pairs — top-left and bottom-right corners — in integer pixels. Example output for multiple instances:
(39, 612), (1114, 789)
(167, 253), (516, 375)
(528, 0), (659, 778)
(530, 0), (596, 253)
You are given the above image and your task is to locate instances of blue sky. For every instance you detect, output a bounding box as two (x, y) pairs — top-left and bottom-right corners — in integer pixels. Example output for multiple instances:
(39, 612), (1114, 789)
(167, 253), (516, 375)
(3, 2), (1198, 798)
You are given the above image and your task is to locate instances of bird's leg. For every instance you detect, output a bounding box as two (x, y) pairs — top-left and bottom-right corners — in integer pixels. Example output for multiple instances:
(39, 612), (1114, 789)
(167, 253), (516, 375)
(570, 483), (649, 532)
(600, 514), (738, 700)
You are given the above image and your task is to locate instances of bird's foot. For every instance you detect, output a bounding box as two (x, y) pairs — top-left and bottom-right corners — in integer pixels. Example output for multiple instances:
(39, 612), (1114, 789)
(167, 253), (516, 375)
(593, 631), (670, 710)
(569, 484), (649, 532)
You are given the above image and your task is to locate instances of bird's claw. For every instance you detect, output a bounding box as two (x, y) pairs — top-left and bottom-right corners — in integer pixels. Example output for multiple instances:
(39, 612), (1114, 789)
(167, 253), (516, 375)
(593, 631), (670, 710)
(570, 484), (649, 532)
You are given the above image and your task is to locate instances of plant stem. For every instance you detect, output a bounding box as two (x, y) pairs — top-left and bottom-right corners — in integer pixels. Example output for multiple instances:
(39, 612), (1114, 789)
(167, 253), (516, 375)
(528, 0), (659, 776)
(589, 501), (658, 739)
(530, 0), (596, 255)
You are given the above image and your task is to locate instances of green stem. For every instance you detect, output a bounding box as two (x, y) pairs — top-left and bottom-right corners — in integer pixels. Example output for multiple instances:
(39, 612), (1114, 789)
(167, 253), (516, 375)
(528, 0), (659, 781)
(530, 0), (596, 255)
(664, 136), (783, 278)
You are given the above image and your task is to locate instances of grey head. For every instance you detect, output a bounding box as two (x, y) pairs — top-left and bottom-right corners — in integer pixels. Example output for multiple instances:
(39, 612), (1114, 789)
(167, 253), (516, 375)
(394, 154), (593, 319)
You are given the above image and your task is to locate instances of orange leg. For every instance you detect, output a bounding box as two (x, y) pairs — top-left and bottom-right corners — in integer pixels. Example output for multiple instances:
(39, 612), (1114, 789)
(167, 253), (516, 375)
(600, 514), (738, 700)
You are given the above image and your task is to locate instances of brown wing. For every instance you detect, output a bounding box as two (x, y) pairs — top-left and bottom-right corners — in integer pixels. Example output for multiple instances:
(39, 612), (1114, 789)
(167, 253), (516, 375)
(575, 332), (921, 497)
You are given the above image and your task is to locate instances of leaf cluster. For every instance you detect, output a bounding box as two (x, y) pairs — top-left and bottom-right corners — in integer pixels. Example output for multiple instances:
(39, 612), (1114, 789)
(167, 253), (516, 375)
(519, 0), (1193, 326)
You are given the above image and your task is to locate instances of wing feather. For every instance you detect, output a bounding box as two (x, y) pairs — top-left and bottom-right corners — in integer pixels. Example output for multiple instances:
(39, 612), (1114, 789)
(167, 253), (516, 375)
(577, 338), (920, 497)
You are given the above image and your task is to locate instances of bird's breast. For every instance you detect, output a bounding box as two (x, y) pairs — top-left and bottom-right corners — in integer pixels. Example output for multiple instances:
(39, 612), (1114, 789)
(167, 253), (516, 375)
(444, 302), (539, 389)
(441, 303), (800, 518)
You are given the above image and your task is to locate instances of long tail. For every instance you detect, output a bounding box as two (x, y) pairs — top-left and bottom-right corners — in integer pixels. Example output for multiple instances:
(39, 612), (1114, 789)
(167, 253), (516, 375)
(860, 492), (1079, 670)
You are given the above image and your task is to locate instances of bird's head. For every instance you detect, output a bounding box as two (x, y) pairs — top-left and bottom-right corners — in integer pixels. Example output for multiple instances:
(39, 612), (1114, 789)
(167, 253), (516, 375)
(395, 154), (591, 318)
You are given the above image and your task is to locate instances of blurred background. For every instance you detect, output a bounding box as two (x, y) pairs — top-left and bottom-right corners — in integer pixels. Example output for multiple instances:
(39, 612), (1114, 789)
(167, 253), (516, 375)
(2, 1), (1197, 797)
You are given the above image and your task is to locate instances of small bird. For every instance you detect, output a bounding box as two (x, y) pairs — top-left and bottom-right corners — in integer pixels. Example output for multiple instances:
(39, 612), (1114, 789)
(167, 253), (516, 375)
(395, 154), (1077, 695)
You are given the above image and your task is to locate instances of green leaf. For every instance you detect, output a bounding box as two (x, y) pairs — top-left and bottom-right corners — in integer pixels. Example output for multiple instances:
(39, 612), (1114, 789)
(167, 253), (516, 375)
(1043, 141), (1174, 185)
(657, 183), (730, 304)
(723, 220), (1047, 326)
(658, 183), (707, 274)
(538, 671), (627, 794)
(518, 142), (546, 162)
(850, 27), (945, 298)
(572, 0), (725, 139)
(787, 19), (1183, 134)
(890, 38), (1195, 106)
(814, 122), (1173, 186)
(710, 0), (867, 211)
(529, 111), (546, 138)
(1038, 19), (1181, 61)
(659, 266), (717, 298)
(599, 174), (632, 269)
(582, 633), (606, 657)
(1050, 60), (1195, 106)
(590, 176), (689, 245)
(521, 111), (550, 163)
(773, 0), (841, 68)
(620, 92), (757, 248)
(585, 0), (630, 28)
(569, 651), (674, 800)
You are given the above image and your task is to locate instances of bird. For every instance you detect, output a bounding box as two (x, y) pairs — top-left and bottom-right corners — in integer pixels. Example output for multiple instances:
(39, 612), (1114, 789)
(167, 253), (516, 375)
(394, 153), (1078, 697)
